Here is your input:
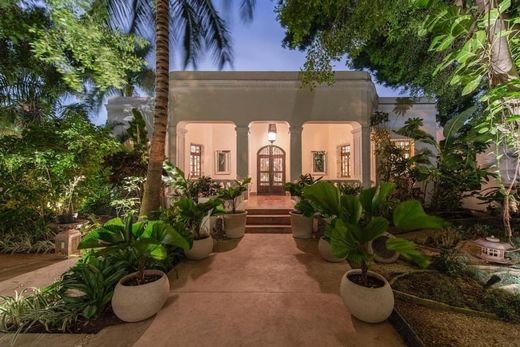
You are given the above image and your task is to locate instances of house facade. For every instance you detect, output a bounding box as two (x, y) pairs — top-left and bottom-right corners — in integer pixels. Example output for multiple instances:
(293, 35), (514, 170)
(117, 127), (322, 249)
(107, 71), (440, 194)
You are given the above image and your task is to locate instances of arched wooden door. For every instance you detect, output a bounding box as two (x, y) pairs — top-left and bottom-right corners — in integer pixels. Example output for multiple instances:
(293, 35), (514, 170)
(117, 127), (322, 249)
(257, 145), (286, 195)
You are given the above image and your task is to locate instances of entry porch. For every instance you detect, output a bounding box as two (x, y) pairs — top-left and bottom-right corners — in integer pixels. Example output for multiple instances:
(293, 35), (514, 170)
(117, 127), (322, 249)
(170, 120), (372, 193)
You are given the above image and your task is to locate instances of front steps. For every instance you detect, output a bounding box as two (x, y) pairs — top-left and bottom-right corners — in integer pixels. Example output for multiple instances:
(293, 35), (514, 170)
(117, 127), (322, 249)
(245, 208), (292, 234)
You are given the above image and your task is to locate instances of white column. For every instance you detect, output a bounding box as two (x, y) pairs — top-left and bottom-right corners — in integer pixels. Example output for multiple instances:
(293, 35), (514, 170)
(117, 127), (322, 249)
(361, 125), (372, 187)
(168, 124), (176, 164)
(352, 127), (362, 179)
(289, 124), (303, 181)
(177, 127), (188, 171)
(235, 125), (249, 179)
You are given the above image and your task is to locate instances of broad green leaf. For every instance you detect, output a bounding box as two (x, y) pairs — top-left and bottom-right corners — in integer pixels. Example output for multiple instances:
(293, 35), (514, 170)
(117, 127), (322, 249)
(461, 75), (482, 95)
(393, 200), (446, 231)
(303, 181), (340, 216)
(443, 106), (477, 147)
(361, 217), (389, 244)
(340, 195), (362, 223)
(386, 238), (430, 268)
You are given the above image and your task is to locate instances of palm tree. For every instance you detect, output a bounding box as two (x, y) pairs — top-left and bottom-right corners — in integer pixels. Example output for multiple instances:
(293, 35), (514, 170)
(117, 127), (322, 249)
(105, 0), (255, 216)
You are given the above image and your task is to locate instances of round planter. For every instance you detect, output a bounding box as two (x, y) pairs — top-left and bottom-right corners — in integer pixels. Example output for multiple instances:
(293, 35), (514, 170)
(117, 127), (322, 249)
(367, 232), (400, 264)
(185, 235), (213, 260)
(290, 212), (313, 239)
(223, 211), (248, 239)
(318, 237), (344, 263)
(112, 269), (169, 322)
(340, 269), (394, 323)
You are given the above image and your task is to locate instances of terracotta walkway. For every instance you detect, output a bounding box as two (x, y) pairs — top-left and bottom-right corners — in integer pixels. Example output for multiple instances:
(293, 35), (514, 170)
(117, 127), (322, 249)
(134, 234), (404, 347)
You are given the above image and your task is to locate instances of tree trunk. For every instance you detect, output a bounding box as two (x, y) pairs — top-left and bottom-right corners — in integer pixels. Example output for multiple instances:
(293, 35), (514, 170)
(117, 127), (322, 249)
(140, 0), (169, 217)
(473, 0), (519, 242)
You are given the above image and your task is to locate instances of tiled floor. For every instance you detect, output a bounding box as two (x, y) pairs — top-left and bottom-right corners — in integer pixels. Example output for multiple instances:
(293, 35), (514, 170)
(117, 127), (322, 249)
(243, 194), (295, 210)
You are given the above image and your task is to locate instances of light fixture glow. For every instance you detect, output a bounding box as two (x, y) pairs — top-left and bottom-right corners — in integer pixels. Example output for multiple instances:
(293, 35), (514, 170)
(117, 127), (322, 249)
(267, 123), (277, 144)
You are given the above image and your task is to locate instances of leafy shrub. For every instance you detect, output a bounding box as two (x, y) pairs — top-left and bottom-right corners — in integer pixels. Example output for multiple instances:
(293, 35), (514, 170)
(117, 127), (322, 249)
(0, 113), (118, 245)
(60, 256), (130, 319)
(0, 284), (78, 334)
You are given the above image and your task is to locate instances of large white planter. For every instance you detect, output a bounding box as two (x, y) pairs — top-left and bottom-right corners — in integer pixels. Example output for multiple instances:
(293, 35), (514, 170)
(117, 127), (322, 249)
(223, 211), (247, 239)
(185, 236), (213, 260)
(290, 212), (313, 239)
(340, 269), (394, 323)
(112, 269), (169, 322)
(318, 237), (344, 263)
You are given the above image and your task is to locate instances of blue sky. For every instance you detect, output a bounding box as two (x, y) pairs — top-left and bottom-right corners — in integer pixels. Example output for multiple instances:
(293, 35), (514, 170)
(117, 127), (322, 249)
(94, 0), (405, 124)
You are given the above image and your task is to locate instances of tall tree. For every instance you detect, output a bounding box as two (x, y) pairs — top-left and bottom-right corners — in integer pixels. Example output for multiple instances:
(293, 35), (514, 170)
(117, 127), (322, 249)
(276, 0), (515, 125)
(140, 0), (170, 215)
(104, 0), (255, 216)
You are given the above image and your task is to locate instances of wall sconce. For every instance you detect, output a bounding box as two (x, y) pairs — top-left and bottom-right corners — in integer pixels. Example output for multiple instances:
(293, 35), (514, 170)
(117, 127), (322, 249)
(267, 123), (277, 144)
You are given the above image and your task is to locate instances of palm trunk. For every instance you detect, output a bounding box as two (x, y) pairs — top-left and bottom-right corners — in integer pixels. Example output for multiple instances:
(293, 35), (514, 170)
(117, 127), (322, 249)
(140, 0), (170, 217)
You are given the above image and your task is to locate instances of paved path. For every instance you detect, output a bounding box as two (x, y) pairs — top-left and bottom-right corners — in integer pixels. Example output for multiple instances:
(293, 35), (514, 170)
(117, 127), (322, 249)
(135, 234), (404, 347)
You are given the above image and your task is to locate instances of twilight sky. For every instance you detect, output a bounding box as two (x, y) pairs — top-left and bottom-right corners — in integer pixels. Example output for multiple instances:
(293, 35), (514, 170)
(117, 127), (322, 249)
(94, 0), (406, 124)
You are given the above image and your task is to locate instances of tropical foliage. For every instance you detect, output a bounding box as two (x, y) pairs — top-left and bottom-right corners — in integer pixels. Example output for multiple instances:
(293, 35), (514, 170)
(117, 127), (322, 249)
(303, 181), (445, 286)
(217, 178), (251, 214)
(78, 214), (190, 283)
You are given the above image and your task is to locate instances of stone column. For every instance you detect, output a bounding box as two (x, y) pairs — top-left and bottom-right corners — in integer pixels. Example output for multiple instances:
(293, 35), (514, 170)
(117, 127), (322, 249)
(167, 123), (176, 164)
(351, 127), (362, 179)
(176, 127), (188, 171)
(289, 124), (303, 181)
(235, 125), (249, 179)
(361, 125), (372, 187)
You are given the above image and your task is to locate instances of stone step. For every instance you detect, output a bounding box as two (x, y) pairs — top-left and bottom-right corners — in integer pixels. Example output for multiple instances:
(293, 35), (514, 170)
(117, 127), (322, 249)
(246, 225), (292, 234)
(246, 208), (292, 216)
(246, 215), (291, 225)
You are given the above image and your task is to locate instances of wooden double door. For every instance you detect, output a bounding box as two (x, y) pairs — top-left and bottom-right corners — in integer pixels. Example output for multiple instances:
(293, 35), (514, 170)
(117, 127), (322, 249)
(257, 145), (286, 195)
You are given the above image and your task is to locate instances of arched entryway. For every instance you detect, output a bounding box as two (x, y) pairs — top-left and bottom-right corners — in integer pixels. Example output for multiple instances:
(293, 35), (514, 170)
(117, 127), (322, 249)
(257, 145), (286, 195)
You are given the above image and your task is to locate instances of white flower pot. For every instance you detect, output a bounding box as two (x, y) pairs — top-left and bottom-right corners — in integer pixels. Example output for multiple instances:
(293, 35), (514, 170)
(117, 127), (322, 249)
(340, 269), (394, 323)
(223, 211), (248, 239)
(367, 232), (400, 264)
(318, 237), (344, 263)
(185, 235), (213, 260)
(290, 212), (313, 239)
(112, 269), (169, 322)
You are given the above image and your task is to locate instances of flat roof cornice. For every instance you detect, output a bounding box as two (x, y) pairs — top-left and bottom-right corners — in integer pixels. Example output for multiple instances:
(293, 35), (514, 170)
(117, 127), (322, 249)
(169, 71), (371, 81)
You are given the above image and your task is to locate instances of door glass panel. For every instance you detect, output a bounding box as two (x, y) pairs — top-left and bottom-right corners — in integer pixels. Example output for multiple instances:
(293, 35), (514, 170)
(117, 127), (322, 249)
(260, 157), (269, 171)
(273, 172), (282, 184)
(260, 173), (269, 183)
(273, 158), (282, 171)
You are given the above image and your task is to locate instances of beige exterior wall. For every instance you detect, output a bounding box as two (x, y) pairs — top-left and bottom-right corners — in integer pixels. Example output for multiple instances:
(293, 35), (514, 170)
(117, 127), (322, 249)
(106, 71), (439, 191)
(182, 123), (237, 179)
(302, 123), (359, 180)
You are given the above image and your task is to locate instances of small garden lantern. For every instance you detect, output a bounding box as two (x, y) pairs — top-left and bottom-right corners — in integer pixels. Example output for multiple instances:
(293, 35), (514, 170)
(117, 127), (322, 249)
(55, 229), (82, 257)
(473, 236), (515, 264)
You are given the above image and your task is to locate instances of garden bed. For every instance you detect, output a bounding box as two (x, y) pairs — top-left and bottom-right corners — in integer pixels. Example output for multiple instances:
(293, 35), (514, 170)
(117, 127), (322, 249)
(392, 271), (520, 322)
(396, 300), (520, 347)
(389, 270), (520, 346)
(17, 310), (122, 334)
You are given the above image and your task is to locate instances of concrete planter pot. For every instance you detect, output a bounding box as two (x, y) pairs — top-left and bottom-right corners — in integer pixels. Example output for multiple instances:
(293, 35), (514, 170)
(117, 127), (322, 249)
(185, 235), (213, 260)
(112, 269), (169, 323)
(367, 232), (400, 264)
(290, 212), (313, 239)
(318, 237), (344, 263)
(223, 211), (248, 239)
(340, 269), (394, 323)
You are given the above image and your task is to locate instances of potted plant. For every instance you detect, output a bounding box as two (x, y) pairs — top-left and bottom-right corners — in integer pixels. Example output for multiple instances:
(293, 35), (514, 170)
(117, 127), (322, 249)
(217, 177), (251, 239)
(283, 175), (319, 239)
(78, 214), (190, 322)
(304, 181), (445, 323)
(173, 197), (223, 259)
